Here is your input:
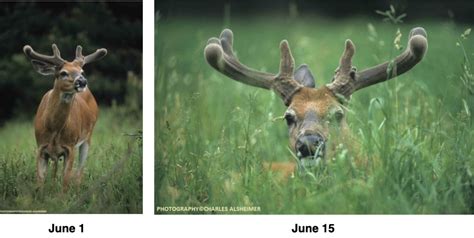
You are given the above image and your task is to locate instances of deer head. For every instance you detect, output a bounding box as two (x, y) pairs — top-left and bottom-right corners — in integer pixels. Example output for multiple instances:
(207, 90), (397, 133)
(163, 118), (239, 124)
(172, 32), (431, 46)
(205, 28), (427, 163)
(23, 44), (107, 98)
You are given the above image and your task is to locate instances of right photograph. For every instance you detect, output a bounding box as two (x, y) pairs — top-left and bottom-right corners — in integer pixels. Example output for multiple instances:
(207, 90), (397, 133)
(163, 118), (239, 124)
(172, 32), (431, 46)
(156, 0), (474, 214)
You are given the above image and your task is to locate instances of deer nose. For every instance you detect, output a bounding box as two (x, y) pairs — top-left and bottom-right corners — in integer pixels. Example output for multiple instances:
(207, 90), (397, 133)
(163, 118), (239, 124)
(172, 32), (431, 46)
(296, 134), (326, 158)
(74, 76), (87, 88)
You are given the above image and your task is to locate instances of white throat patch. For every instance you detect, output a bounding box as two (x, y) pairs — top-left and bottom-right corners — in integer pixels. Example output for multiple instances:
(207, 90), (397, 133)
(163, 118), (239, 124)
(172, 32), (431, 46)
(76, 85), (87, 92)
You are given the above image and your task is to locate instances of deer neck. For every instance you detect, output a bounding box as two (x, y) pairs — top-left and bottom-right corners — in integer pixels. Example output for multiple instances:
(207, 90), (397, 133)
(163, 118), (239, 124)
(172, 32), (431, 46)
(45, 87), (76, 131)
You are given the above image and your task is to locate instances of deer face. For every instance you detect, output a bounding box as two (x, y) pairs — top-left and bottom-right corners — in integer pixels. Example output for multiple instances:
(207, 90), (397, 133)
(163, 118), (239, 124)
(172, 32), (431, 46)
(205, 28), (427, 163)
(54, 63), (87, 93)
(23, 44), (107, 95)
(285, 87), (344, 159)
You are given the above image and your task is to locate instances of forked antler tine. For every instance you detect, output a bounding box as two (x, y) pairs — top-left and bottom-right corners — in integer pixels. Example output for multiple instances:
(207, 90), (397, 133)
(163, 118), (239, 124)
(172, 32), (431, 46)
(23, 44), (66, 66)
(204, 29), (274, 89)
(354, 27), (428, 92)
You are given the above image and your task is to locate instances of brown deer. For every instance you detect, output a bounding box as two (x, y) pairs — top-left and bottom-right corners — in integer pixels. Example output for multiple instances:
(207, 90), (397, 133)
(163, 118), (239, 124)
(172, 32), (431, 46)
(23, 44), (107, 190)
(204, 28), (427, 176)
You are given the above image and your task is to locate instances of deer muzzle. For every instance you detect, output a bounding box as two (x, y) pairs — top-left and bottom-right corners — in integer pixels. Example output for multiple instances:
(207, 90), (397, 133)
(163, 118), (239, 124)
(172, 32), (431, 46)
(74, 75), (87, 92)
(296, 133), (326, 159)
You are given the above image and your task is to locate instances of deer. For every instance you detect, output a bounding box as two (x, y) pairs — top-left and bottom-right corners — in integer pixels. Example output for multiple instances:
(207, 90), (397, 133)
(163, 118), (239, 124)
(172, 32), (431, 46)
(204, 27), (427, 177)
(23, 44), (107, 191)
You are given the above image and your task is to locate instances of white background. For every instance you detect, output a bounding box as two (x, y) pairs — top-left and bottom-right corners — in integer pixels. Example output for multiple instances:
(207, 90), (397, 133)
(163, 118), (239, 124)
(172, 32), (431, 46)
(1, 1), (473, 237)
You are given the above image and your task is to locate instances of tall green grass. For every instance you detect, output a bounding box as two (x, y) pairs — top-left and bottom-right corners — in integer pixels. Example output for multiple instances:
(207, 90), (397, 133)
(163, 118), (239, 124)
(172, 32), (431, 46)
(0, 74), (143, 214)
(156, 16), (473, 214)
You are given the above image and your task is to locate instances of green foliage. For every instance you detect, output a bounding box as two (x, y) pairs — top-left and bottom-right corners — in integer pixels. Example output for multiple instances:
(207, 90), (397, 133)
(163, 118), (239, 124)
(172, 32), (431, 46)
(457, 28), (474, 96)
(110, 71), (143, 120)
(155, 16), (474, 214)
(0, 106), (142, 213)
(375, 5), (407, 24)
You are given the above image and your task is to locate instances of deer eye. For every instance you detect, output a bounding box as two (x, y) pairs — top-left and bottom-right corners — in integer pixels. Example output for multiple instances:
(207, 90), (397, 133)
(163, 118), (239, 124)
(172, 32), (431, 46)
(59, 71), (69, 79)
(334, 109), (344, 122)
(284, 111), (297, 126)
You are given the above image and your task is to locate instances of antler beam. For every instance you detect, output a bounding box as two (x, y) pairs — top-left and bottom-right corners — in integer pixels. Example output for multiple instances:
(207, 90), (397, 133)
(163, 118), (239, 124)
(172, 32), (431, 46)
(23, 44), (66, 66)
(204, 29), (302, 105)
(327, 27), (428, 98)
(204, 29), (275, 89)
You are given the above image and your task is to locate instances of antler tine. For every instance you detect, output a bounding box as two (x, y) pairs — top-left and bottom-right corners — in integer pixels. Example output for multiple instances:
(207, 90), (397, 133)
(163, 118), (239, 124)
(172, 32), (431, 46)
(76, 45), (84, 59)
(273, 40), (302, 105)
(326, 40), (356, 97)
(74, 45), (107, 66)
(23, 44), (66, 66)
(327, 27), (428, 98)
(278, 40), (295, 77)
(219, 29), (236, 58)
(339, 40), (355, 74)
(204, 28), (274, 89)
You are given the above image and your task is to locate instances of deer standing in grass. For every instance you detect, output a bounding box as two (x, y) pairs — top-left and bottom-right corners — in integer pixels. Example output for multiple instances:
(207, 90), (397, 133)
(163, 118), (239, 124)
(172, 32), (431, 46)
(205, 28), (427, 176)
(23, 44), (107, 190)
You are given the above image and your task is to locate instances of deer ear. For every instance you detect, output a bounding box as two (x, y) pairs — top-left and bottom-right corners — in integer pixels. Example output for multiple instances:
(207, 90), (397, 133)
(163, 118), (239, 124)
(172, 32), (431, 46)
(30, 60), (57, 76)
(294, 64), (315, 88)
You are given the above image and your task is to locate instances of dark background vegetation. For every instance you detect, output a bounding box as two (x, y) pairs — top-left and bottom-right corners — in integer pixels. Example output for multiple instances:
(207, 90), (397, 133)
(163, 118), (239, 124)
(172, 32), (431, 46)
(0, 1), (143, 213)
(157, 0), (474, 23)
(0, 1), (142, 125)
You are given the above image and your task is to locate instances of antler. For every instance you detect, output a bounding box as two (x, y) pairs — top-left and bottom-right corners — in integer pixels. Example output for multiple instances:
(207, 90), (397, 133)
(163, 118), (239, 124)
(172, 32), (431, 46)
(327, 27), (428, 98)
(75, 45), (108, 66)
(204, 29), (302, 105)
(23, 44), (66, 66)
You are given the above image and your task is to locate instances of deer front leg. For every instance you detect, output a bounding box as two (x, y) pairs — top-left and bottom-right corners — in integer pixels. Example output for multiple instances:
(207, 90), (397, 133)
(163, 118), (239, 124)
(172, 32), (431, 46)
(62, 147), (75, 192)
(51, 158), (59, 182)
(75, 142), (89, 184)
(36, 151), (48, 187)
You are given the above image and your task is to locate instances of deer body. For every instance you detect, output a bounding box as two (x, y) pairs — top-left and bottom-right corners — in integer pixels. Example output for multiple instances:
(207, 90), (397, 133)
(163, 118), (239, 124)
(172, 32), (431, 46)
(24, 44), (107, 190)
(205, 28), (428, 175)
(34, 86), (98, 186)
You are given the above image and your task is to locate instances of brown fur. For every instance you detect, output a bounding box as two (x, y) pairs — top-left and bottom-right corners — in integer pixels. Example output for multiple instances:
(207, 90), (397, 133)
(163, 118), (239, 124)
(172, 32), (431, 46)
(265, 86), (363, 180)
(34, 62), (98, 190)
(287, 86), (341, 148)
(263, 161), (297, 181)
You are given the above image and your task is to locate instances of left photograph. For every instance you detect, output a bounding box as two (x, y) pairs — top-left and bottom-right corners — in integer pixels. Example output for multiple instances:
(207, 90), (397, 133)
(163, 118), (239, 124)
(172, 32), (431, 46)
(0, 1), (142, 213)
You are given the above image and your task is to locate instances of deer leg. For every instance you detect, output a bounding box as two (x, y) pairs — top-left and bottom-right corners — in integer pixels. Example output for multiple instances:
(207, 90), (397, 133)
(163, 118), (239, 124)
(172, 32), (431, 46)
(52, 159), (58, 182)
(62, 148), (75, 192)
(36, 150), (48, 187)
(75, 142), (89, 184)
